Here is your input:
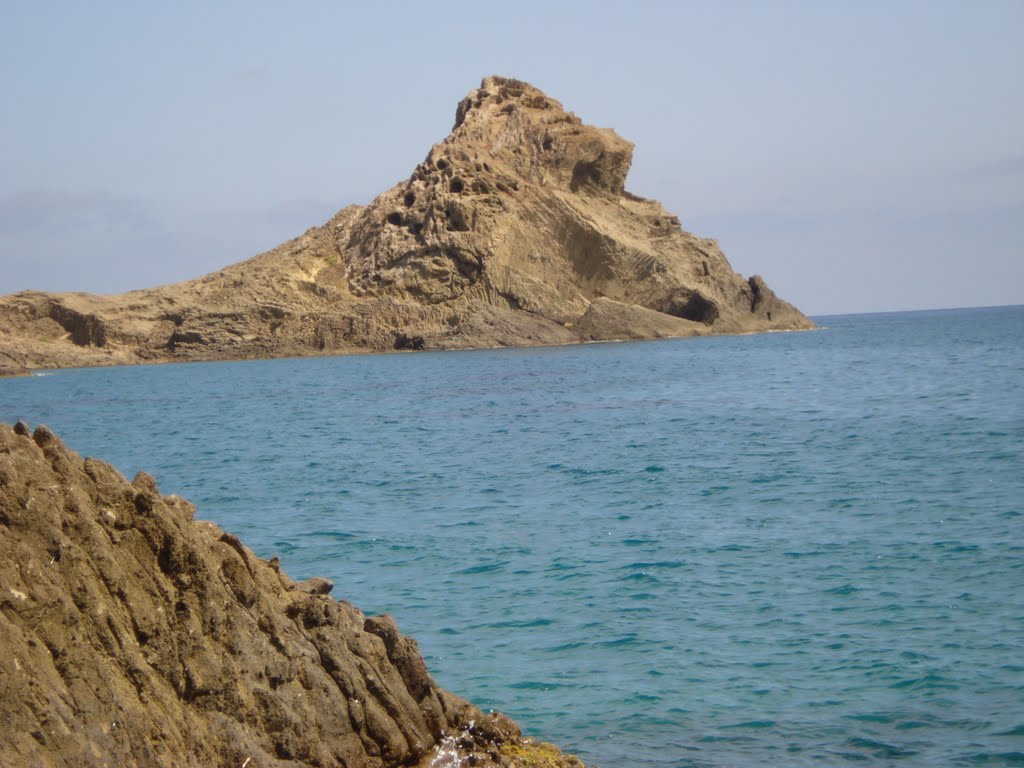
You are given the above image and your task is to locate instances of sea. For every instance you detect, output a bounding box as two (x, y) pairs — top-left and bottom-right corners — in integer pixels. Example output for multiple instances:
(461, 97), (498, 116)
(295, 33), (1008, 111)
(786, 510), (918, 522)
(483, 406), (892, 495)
(2, 305), (1022, 767)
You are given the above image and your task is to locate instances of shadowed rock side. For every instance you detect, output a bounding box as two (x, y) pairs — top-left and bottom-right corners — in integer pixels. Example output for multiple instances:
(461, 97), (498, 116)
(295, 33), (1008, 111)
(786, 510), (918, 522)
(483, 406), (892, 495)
(0, 422), (583, 768)
(0, 76), (813, 372)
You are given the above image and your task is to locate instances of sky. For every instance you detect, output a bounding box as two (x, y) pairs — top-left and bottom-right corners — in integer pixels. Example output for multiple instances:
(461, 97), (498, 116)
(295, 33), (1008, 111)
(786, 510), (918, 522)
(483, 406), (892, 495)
(1, 1), (1021, 316)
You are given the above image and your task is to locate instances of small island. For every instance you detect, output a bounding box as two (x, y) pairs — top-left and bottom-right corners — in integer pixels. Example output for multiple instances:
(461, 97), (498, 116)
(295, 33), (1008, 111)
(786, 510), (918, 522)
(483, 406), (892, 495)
(0, 76), (811, 374)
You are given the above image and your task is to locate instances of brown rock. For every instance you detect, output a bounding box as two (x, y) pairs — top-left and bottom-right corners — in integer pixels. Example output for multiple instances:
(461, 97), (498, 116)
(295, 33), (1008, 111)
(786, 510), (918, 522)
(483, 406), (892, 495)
(0, 423), (585, 767)
(575, 296), (709, 342)
(0, 76), (814, 372)
(295, 576), (334, 595)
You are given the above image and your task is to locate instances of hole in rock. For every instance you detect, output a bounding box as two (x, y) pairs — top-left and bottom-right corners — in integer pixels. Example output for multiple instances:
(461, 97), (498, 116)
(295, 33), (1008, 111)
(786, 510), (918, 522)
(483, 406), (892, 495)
(393, 333), (425, 351)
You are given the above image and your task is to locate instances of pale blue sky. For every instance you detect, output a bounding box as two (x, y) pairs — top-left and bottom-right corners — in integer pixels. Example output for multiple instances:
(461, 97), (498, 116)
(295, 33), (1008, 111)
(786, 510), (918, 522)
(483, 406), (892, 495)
(1, 1), (1021, 314)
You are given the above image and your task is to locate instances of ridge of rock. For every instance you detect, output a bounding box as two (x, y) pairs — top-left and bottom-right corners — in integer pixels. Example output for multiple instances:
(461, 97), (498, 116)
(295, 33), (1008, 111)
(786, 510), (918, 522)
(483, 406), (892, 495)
(0, 76), (813, 372)
(0, 422), (583, 767)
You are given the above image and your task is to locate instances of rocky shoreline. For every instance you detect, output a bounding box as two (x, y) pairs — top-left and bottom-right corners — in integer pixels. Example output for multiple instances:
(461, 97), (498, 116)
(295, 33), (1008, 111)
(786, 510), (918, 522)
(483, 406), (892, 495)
(0, 76), (812, 374)
(0, 422), (586, 767)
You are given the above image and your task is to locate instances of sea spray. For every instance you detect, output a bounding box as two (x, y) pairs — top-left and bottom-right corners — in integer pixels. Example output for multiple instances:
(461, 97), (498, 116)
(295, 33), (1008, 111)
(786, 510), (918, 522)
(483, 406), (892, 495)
(428, 724), (475, 768)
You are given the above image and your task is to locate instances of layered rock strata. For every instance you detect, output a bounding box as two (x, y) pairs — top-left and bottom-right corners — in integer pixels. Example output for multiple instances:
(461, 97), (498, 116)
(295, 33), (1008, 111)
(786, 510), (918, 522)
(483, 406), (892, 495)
(0, 76), (813, 372)
(0, 422), (583, 768)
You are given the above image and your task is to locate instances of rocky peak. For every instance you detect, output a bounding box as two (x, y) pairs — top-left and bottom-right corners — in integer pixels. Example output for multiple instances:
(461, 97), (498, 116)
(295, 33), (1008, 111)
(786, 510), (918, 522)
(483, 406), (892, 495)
(0, 76), (813, 372)
(448, 75), (633, 196)
(343, 77), (641, 304)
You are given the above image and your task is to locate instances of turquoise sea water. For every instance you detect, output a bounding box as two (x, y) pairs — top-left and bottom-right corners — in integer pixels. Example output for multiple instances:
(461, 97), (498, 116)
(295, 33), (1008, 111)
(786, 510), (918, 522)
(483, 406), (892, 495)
(2, 306), (1023, 767)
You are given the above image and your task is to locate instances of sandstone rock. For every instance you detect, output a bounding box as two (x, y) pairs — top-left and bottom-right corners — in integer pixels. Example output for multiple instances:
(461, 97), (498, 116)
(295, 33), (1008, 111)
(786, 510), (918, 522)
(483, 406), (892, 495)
(0, 76), (813, 371)
(575, 297), (710, 342)
(295, 576), (334, 595)
(0, 423), (585, 767)
(0, 367), (28, 378)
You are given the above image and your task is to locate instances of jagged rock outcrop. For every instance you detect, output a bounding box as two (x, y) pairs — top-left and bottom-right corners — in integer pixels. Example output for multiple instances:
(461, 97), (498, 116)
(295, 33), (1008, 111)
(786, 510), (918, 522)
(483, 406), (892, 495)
(0, 422), (583, 768)
(0, 76), (813, 371)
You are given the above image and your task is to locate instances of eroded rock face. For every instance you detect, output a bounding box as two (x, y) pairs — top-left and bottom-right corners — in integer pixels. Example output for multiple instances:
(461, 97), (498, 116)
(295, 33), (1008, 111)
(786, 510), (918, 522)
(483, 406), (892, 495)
(0, 76), (814, 371)
(0, 423), (583, 768)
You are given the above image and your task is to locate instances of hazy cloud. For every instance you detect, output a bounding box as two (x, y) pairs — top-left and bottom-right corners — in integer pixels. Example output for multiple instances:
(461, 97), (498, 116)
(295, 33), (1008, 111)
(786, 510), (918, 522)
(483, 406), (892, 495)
(0, 189), (340, 294)
(692, 204), (1024, 316)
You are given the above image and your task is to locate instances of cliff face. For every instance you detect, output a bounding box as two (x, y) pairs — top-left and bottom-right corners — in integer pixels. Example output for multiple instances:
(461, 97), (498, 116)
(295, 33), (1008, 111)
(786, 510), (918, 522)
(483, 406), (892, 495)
(0, 76), (813, 372)
(0, 422), (582, 768)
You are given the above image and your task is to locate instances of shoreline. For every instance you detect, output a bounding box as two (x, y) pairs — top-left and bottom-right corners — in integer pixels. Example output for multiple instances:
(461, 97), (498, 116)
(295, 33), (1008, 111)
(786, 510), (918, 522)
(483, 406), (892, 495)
(0, 324), (819, 378)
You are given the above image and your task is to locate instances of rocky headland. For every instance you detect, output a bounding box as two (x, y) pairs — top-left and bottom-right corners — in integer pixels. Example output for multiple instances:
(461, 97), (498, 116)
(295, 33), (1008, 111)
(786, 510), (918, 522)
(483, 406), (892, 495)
(0, 421), (585, 767)
(0, 76), (812, 373)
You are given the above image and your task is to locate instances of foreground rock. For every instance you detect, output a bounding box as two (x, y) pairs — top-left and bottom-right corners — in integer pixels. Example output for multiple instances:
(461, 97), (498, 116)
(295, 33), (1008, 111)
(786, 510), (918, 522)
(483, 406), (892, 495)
(0, 422), (583, 768)
(0, 76), (812, 371)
